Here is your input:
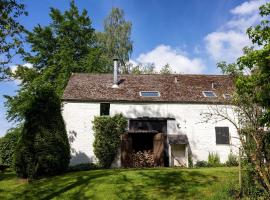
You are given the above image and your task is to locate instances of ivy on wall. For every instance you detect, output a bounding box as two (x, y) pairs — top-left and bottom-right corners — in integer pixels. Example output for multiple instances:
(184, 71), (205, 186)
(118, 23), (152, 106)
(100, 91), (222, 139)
(93, 114), (127, 168)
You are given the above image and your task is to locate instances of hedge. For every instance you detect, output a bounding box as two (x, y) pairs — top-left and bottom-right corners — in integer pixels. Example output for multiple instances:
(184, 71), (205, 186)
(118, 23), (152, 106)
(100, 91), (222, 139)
(93, 114), (127, 168)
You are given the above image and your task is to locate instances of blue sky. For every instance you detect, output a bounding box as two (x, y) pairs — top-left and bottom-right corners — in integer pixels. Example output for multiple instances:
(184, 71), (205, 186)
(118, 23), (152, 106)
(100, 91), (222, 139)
(0, 0), (266, 135)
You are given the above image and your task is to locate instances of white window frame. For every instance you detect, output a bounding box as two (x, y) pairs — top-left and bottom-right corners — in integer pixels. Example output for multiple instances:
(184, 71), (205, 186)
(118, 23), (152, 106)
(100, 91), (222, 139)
(202, 91), (217, 97)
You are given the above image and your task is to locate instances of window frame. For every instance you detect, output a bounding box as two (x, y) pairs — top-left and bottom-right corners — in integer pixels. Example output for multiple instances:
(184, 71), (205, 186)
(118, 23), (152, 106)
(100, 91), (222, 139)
(139, 91), (161, 97)
(100, 103), (110, 116)
(215, 127), (230, 145)
(202, 91), (217, 97)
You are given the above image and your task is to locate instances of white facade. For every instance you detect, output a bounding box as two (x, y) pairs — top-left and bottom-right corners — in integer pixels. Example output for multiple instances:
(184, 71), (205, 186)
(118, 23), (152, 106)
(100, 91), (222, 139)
(62, 101), (240, 166)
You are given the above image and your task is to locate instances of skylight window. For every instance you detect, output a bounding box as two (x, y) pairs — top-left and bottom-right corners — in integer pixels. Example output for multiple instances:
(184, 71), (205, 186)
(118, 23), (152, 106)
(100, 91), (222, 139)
(140, 91), (160, 97)
(223, 94), (232, 99)
(202, 91), (217, 97)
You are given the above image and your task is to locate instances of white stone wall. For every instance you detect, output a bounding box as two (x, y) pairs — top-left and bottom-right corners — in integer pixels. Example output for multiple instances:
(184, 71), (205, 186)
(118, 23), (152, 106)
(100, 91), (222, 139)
(62, 101), (241, 166)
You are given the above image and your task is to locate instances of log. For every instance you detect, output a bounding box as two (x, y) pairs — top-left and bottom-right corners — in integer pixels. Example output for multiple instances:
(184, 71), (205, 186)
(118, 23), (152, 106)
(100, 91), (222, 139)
(131, 150), (154, 167)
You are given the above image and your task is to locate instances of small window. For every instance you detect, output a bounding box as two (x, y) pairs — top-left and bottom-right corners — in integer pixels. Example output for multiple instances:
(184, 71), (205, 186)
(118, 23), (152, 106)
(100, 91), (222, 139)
(223, 94), (232, 99)
(202, 91), (217, 97)
(140, 91), (160, 97)
(215, 127), (230, 145)
(100, 103), (110, 116)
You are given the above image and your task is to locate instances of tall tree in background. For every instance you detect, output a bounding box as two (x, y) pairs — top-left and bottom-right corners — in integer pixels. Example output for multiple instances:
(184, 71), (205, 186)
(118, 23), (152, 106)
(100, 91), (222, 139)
(5, 1), (108, 121)
(97, 8), (132, 73)
(160, 64), (173, 74)
(0, 0), (27, 80)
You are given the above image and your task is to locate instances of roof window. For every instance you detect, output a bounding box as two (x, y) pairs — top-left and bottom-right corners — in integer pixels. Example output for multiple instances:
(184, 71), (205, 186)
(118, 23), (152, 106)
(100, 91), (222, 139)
(223, 94), (232, 99)
(202, 91), (217, 97)
(140, 91), (160, 97)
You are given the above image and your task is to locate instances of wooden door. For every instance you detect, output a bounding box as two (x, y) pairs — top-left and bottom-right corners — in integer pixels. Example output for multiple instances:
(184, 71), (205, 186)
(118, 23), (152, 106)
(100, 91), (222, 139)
(121, 133), (132, 168)
(153, 133), (164, 167)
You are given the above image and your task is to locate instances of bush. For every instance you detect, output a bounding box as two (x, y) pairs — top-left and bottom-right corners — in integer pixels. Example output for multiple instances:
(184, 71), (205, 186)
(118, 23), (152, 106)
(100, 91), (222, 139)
(13, 85), (70, 179)
(0, 126), (21, 166)
(195, 161), (208, 167)
(208, 152), (221, 167)
(226, 153), (238, 166)
(93, 114), (127, 168)
(68, 163), (100, 172)
(241, 158), (268, 199)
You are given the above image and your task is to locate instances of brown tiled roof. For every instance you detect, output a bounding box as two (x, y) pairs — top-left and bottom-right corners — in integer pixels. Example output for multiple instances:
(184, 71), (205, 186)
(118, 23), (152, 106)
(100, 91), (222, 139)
(62, 73), (234, 103)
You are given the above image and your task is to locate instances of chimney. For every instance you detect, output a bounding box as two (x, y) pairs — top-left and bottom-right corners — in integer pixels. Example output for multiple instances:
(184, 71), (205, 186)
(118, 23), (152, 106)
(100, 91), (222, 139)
(112, 58), (119, 88)
(174, 76), (178, 83)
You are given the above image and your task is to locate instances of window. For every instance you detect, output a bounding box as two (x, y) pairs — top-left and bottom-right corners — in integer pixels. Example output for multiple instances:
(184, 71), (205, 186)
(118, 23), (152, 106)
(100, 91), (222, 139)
(100, 103), (110, 116)
(202, 91), (217, 97)
(223, 94), (232, 99)
(215, 127), (230, 145)
(140, 91), (160, 97)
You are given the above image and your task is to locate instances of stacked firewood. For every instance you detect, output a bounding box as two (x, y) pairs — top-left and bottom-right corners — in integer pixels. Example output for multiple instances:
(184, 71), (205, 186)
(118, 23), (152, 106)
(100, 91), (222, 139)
(131, 150), (154, 167)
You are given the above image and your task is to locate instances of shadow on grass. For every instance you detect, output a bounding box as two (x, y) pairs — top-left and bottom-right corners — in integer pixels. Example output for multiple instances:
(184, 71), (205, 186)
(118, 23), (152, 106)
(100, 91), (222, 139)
(0, 168), (232, 200)
(114, 169), (218, 200)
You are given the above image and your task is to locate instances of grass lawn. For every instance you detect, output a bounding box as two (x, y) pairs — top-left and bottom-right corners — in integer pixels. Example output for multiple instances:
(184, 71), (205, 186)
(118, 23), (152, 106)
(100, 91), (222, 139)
(0, 167), (238, 200)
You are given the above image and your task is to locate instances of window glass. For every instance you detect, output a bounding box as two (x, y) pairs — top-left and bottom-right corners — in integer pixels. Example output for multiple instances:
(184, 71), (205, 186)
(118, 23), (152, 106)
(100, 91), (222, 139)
(140, 91), (160, 97)
(215, 127), (230, 144)
(100, 103), (110, 116)
(203, 91), (216, 97)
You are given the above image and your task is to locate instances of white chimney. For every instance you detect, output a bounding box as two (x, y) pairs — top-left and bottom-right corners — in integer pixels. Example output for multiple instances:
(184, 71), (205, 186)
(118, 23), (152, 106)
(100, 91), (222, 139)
(112, 58), (119, 88)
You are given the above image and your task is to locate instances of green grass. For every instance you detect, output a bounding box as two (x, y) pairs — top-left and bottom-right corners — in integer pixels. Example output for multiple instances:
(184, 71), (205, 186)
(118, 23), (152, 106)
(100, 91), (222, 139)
(0, 167), (238, 200)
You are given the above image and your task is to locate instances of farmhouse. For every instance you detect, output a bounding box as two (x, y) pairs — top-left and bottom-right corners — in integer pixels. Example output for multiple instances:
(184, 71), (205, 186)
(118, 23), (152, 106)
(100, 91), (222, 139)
(62, 60), (240, 167)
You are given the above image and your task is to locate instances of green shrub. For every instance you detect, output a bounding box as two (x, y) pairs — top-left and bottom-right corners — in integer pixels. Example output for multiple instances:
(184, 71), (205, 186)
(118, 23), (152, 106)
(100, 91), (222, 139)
(68, 163), (100, 172)
(93, 114), (127, 168)
(208, 152), (221, 167)
(13, 85), (70, 179)
(0, 126), (21, 166)
(242, 158), (268, 199)
(226, 153), (238, 166)
(195, 161), (208, 167)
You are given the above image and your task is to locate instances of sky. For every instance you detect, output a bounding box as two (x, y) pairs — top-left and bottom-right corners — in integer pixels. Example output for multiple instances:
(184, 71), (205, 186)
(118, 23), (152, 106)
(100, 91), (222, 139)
(0, 0), (267, 136)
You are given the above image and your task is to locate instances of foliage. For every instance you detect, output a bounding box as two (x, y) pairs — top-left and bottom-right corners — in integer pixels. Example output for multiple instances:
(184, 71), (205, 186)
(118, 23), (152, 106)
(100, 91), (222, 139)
(241, 158), (268, 199)
(13, 85), (70, 179)
(188, 152), (193, 168)
(67, 163), (100, 172)
(225, 153), (238, 167)
(0, 0), (27, 80)
(93, 114), (127, 168)
(5, 0), (109, 122)
(160, 63), (173, 74)
(195, 161), (208, 167)
(208, 153), (221, 167)
(0, 126), (21, 166)
(216, 2), (270, 194)
(0, 167), (238, 200)
(130, 62), (156, 74)
(97, 7), (132, 73)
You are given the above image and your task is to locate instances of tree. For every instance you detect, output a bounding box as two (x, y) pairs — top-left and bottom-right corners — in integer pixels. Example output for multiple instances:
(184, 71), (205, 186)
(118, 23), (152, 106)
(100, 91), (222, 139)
(0, 0), (27, 80)
(207, 2), (270, 196)
(130, 62), (155, 74)
(13, 84), (70, 179)
(0, 126), (21, 166)
(5, 0), (108, 122)
(160, 63), (173, 74)
(97, 7), (132, 73)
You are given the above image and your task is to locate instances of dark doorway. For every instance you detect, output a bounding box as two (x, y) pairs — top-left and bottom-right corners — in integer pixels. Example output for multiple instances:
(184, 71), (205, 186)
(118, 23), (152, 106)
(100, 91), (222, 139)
(124, 118), (169, 167)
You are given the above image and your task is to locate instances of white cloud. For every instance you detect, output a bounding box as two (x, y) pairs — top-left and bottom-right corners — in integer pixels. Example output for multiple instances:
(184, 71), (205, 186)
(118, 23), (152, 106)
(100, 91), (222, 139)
(204, 0), (266, 63)
(134, 45), (205, 74)
(205, 31), (250, 62)
(230, 0), (266, 16)
(10, 63), (33, 73)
